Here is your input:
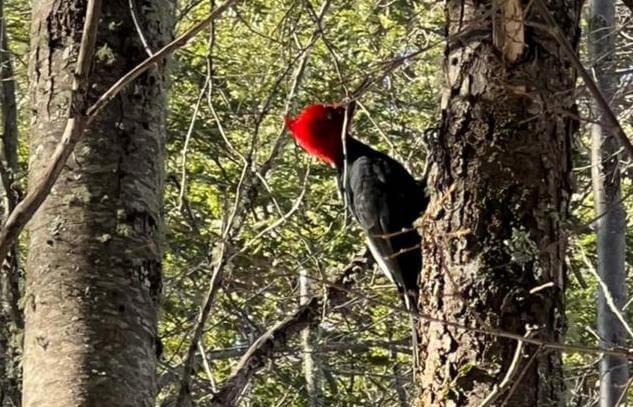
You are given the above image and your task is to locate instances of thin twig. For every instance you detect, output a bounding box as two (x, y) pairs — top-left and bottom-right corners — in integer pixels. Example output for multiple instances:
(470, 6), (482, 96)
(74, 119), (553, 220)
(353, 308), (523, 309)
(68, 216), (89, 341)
(264, 266), (633, 361)
(176, 241), (229, 406)
(87, 0), (238, 119)
(178, 78), (210, 210)
(478, 328), (532, 407)
(304, 0), (353, 225)
(197, 340), (217, 392)
(129, 0), (154, 56)
(529, 282), (555, 294)
(356, 100), (402, 162)
(615, 374), (633, 406)
(0, 0), (102, 265)
(579, 246), (633, 340)
(500, 347), (543, 405)
(259, 0), (329, 178)
(236, 165), (310, 254)
(208, 255), (633, 405)
(324, 279), (633, 360)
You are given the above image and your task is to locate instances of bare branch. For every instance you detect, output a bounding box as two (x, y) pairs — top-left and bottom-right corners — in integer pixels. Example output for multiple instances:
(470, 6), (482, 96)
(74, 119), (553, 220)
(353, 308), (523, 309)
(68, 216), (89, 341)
(86, 0), (237, 120)
(478, 328), (533, 407)
(499, 346), (544, 405)
(176, 241), (229, 407)
(208, 240), (633, 406)
(210, 252), (371, 406)
(128, 0), (154, 57)
(258, 0), (330, 179)
(580, 247), (633, 340)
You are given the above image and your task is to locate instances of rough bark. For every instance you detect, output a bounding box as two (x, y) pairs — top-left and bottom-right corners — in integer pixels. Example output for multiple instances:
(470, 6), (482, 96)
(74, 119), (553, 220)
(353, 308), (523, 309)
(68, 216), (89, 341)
(589, 0), (629, 404)
(416, 0), (580, 405)
(0, 0), (22, 404)
(23, 1), (173, 406)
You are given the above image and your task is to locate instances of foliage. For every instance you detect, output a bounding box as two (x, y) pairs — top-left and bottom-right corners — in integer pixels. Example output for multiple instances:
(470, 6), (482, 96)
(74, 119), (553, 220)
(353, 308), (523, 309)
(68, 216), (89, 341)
(159, 1), (443, 404)
(3, 0), (633, 405)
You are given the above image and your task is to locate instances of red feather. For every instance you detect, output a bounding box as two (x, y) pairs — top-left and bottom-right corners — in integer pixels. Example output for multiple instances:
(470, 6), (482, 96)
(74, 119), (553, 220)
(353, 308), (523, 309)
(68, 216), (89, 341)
(285, 104), (345, 167)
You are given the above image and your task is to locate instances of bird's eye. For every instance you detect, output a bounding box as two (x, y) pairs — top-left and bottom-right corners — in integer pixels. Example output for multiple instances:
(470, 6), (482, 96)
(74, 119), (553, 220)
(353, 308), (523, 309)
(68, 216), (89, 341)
(326, 111), (333, 120)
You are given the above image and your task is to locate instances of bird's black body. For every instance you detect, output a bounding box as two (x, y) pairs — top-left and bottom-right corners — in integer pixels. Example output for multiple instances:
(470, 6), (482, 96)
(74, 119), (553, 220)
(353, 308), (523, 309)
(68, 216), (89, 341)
(337, 137), (428, 300)
(285, 102), (428, 374)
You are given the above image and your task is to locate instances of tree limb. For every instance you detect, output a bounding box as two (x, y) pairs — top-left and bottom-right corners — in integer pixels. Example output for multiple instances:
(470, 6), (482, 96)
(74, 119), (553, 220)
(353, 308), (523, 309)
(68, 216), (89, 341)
(210, 251), (371, 406)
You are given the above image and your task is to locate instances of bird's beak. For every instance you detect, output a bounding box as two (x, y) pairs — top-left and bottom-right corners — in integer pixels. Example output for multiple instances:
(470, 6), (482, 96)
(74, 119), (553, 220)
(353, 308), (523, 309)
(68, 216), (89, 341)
(341, 101), (355, 134)
(346, 100), (356, 119)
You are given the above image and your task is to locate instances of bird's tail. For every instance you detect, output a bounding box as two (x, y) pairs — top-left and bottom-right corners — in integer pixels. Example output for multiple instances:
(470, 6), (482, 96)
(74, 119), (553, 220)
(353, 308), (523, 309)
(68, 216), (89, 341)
(402, 291), (419, 383)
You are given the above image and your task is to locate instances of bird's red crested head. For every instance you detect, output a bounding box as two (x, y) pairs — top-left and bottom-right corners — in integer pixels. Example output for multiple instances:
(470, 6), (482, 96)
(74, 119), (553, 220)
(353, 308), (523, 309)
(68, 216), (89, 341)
(285, 103), (347, 167)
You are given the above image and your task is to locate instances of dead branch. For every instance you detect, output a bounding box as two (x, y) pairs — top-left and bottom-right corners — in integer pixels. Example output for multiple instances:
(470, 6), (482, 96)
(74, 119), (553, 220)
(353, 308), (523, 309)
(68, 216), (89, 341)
(210, 251), (371, 406)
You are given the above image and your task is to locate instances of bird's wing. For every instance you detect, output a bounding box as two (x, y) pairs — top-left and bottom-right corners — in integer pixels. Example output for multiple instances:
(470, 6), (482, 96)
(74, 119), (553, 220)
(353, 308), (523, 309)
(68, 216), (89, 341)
(347, 156), (408, 291)
(346, 154), (422, 375)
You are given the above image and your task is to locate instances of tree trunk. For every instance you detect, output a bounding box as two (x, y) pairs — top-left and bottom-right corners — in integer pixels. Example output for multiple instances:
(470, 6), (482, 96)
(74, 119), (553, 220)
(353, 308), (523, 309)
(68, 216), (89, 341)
(23, 1), (173, 405)
(0, 0), (22, 403)
(416, 0), (579, 405)
(589, 0), (629, 404)
(300, 268), (322, 407)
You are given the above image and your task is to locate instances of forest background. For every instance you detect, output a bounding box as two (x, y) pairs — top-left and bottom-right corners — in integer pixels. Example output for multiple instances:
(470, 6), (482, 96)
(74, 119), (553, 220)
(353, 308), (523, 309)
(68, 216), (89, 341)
(0, 0), (632, 406)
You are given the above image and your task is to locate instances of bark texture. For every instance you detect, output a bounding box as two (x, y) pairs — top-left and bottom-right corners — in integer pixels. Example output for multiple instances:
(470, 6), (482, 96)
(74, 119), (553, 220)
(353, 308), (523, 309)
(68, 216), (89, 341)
(23, 1), (173, 405)
(416, 0), (580, 405)
(588, 0), (629, 404)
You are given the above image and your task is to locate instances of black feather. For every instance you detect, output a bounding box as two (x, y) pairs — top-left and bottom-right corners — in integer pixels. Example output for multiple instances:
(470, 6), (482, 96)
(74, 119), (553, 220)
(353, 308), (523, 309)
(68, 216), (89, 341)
(337, 137), (428, 297)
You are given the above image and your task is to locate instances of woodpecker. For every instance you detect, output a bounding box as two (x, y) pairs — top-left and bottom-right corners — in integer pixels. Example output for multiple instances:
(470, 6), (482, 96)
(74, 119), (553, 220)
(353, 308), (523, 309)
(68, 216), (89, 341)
(285, 102), (428, 368)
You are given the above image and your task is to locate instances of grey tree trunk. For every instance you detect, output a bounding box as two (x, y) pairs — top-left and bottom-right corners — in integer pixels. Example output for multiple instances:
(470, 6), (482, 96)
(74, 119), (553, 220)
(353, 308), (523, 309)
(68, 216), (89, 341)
(416, 0), (580, 405)
(300, 268), (322, 407)
(23, 1), (173, 405)
(589, 0), (629, 404)
(0, 0), (22, 403)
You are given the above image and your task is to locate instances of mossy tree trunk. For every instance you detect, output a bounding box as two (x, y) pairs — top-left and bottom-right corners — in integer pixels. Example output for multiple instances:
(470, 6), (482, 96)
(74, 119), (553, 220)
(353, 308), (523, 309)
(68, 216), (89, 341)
(416, 0), (580, 405)
(23, 1), (173, 405)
